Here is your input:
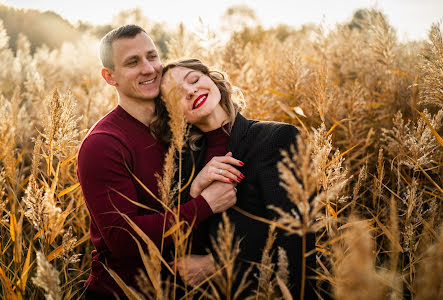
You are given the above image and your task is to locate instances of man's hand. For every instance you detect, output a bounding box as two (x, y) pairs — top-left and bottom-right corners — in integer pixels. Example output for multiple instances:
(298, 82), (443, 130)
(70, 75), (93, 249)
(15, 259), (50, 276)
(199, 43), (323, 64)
(201, 181), (237, 213)
(174, 254), (216, 286)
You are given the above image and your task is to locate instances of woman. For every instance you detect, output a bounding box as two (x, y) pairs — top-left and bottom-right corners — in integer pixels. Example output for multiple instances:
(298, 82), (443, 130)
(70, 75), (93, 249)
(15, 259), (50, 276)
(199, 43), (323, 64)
(161, 59), (316, 298)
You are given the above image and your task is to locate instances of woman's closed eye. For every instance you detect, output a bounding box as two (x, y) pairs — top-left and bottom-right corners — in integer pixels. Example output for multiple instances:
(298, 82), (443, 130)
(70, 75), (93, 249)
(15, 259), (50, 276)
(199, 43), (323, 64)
(189, 75), (201, 84)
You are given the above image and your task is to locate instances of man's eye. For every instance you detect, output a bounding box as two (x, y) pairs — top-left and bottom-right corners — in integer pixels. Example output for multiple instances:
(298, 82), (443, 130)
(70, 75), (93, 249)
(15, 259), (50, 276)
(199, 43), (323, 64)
(148, 54), (158, 60)
(127, 61), (137, 66)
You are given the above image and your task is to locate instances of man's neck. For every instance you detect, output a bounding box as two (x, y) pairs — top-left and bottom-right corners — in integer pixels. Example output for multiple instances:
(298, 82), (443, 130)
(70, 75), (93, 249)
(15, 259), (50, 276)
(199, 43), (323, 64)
(118, 98), (156, 127)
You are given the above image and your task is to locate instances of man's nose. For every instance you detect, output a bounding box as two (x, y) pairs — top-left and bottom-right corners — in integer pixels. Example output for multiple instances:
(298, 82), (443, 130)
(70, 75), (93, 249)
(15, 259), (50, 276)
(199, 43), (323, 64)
(140, 59), (155, 74)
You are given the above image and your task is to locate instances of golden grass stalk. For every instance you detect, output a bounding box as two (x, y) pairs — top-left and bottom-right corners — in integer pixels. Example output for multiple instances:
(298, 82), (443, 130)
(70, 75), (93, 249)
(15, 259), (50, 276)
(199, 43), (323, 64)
(381, 109), (443, 172)
(210, 213), (251, 300)
(23, 175), (46, 231)
(272, 123), (350, 299)
(388, 195), (402, 299)
(55, 226), (81, 265)
(415, 226), (443, 300)
(0, 168), (6, 222)
(252, 225), (277, 299)
(32, 251), (61, 300)
(333, 216), (385, 300)
(0, 87), (19, 183)
(419, 22), (443, 108)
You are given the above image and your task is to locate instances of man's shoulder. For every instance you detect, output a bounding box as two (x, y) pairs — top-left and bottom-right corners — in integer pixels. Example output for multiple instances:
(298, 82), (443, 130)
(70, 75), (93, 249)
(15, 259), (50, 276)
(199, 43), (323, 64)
(87, 107), (124, 135)
(79, 108), (130, 152)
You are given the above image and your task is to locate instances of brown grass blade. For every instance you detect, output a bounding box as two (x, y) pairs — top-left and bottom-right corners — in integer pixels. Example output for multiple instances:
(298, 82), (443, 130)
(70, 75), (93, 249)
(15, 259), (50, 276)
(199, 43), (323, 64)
(0, 266), (18, 300)
(125, 163), (162, 203)
(326, 143), (359, 168)
(414, 107), (443, 147)
(33, 229), (44, 241)
(388, 69), (412, 78)
(110, 187), (169, 214)
(102, 265), (144, 300)
(56, 182), (80, 198)
(179, 155), (195, 193)
(408, 156), (443, 195)
(277, 276), (293, 300)
(116, 210), (174, 275)
(266, 88), (291, 98)
(60, 153), (77, 167)
(19, 239), (34, 292)
(368, 210), (403, 252)
(10, 213), (17, 242)
(163, 220), (186, 238)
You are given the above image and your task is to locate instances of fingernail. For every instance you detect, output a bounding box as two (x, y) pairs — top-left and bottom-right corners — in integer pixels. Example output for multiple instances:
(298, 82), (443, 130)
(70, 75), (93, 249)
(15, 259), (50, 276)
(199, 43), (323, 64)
(237, 178), (242, 183)
(239, 162), (244, 166)
(230, 179), (234, 183)
(239, 173), (245, 179)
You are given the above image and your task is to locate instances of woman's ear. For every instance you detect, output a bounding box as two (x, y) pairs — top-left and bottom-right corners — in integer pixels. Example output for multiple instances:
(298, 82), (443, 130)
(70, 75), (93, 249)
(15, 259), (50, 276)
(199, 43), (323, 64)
(101, 68), (117, 86)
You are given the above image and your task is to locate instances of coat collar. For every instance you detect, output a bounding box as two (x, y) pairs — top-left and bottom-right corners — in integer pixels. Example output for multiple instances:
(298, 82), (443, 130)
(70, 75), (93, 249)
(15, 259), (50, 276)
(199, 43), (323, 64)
(227, 113), (250, 157)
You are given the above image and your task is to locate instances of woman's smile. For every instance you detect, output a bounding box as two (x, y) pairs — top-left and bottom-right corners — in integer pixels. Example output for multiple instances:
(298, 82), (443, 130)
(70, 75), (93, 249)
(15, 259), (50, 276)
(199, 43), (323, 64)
(193, 93), (208, 109)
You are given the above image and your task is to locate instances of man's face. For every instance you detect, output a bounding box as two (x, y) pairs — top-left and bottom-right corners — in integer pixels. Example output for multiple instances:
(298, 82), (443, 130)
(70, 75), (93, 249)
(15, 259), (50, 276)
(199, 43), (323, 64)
(105, 32), (163, 103)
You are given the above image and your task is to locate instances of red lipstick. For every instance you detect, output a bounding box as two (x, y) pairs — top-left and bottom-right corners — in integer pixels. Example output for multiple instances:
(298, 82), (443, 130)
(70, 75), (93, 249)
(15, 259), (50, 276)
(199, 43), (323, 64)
(193, 94), (208, 109)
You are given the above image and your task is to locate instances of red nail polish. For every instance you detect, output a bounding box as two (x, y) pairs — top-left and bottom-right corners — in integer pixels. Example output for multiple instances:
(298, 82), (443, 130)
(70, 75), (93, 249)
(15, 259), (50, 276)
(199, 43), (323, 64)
(240, 174), (245, 179)
(239, 162), (244, 166)
(237, 178), (242, 183)
(230, 179), (234, 183)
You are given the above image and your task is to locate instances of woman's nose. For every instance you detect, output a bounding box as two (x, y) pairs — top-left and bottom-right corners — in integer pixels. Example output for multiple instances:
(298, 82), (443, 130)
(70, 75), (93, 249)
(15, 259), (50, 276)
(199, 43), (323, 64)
(186, 86), (198, 99)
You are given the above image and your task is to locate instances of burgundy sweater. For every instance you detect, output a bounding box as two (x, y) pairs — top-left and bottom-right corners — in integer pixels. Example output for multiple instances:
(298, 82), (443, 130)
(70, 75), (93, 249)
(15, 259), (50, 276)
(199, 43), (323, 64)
(77, 105), (213, 295)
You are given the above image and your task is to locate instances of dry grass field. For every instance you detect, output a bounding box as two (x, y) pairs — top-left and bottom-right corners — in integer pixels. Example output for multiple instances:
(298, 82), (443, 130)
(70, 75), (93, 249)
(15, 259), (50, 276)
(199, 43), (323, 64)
(0, 9), (442, 299)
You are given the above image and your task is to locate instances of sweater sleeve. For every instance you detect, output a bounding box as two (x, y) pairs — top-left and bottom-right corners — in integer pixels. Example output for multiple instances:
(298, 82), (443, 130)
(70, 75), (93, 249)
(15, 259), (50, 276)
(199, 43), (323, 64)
(257, 125), (316, 299)
(77, 134), (213, 258)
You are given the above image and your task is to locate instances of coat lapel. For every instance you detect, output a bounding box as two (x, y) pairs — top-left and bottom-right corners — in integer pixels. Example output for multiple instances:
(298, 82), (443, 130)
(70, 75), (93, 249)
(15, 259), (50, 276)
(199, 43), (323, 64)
(227, 113), (251, 160)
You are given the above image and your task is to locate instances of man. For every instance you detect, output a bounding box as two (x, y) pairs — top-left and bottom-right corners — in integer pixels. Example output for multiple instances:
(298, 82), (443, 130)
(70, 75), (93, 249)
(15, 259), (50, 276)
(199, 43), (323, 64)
(77, 25), (237, 299)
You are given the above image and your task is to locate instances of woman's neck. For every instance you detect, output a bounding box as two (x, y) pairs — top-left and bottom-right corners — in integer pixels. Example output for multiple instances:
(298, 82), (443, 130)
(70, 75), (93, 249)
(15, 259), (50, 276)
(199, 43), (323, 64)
(195, 105), (229, 132)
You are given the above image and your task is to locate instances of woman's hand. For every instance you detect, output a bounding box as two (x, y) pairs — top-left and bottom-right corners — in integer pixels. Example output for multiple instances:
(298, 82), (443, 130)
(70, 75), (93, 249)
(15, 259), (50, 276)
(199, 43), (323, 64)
(173, 254), (216, 286)
(190, 152), (244, 198)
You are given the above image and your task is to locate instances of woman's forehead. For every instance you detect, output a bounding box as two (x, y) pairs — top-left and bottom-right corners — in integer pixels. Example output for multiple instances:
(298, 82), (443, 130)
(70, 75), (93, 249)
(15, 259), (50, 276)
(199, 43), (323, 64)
(170, 67), (201, 80)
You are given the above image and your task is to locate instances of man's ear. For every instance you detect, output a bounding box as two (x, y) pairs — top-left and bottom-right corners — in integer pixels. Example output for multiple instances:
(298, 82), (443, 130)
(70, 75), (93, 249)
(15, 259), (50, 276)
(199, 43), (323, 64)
(102, 68), (117, 86)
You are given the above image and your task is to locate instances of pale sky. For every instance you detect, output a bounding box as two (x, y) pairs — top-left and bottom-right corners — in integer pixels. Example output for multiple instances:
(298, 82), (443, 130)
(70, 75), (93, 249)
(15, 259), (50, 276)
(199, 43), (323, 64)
(1, 0), (442, 41)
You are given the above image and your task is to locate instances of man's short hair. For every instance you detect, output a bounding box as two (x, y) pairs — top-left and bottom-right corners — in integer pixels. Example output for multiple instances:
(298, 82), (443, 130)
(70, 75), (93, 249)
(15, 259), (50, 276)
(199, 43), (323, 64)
(99, 24), (147, 70)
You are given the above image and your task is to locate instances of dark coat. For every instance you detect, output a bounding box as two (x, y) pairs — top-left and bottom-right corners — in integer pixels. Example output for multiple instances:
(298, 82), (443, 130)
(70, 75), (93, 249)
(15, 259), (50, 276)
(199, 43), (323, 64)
(180, 113), (316, 299)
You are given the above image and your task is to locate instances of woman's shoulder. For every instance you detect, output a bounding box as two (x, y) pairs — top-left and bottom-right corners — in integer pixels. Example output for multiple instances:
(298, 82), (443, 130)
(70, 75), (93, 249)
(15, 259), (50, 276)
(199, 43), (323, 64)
(247, 119), (299, 143)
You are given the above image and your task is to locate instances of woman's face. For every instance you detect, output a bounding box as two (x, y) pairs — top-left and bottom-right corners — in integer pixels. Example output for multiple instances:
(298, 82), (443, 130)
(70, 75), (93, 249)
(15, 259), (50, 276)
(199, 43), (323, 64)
(161, 66), (222, 127)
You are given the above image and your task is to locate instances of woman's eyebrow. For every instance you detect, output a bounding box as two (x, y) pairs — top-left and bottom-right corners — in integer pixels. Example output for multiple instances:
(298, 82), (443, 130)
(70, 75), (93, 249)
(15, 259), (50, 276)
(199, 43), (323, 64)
(184, 70), (196, 80)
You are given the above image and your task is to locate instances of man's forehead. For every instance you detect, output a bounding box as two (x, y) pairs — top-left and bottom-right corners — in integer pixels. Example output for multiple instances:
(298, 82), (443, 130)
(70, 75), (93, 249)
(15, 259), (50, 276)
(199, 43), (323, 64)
(112, 33), (156, 58)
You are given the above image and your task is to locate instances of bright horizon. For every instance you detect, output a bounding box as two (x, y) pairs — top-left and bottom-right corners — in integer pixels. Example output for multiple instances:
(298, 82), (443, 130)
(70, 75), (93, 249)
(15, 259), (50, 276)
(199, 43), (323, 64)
(1, 0), (442, 41)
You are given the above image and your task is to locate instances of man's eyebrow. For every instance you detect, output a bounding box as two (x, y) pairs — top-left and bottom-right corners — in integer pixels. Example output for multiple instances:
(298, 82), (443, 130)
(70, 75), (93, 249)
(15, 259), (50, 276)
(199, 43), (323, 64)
(123, 50), (157, 63)
(123, 55), (138, 63)
(184, 70), (196, 80)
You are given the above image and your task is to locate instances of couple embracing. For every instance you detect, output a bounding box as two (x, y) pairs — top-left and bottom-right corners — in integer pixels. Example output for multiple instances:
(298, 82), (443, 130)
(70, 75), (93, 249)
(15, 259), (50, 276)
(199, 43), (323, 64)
(77, 24), (316, 299)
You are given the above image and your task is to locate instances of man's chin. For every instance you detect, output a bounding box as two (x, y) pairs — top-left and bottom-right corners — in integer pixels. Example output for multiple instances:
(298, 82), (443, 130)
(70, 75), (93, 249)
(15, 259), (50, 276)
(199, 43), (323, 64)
(139, 89), (160, 101)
